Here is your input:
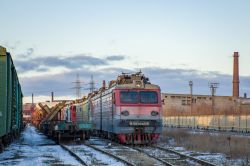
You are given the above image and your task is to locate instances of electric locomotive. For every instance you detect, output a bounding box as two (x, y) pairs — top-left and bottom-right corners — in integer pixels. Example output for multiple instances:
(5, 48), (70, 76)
(92, 72), (162, 144)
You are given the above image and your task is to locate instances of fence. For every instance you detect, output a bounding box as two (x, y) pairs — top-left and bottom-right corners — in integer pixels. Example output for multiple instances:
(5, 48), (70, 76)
(163, 115), (250, 132)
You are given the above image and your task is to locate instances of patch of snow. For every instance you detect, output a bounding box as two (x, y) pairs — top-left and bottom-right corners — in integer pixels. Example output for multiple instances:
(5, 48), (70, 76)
(67, 144), (125, 166)
(0, 124), (82, 166)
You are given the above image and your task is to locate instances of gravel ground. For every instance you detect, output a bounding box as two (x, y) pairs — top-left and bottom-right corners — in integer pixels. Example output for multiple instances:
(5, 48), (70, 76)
(159, 127), (249, 166)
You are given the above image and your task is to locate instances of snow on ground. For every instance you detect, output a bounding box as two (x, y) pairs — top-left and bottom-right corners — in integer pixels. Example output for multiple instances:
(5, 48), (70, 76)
(2, 124), (247, 165)
(161, 127), (250, 165)
(20, 124), (55, 145)
(159, 143), (246, 166)
(66, 144), (125, 166)
(87, 138), (163, 166)
(0, 124), (82, 166)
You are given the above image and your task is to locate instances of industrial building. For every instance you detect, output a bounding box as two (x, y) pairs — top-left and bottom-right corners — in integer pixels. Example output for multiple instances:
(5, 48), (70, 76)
(162, 94), (250, 116)
(162, 52), (250, 131)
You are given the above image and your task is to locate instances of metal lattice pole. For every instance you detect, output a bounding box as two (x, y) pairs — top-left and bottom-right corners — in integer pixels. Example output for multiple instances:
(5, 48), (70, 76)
(209, 82), (219, 129)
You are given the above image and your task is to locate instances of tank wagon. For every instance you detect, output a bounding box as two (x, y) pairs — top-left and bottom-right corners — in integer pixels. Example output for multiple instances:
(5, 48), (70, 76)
(91, 72), (162, 144)
(0, 46), (23, 152)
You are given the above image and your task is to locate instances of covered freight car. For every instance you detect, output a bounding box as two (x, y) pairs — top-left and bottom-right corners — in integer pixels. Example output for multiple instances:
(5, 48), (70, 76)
(0, 46), (23, 152)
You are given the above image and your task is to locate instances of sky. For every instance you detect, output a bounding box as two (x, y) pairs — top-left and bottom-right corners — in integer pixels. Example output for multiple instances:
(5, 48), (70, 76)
(1, 0), (250, 103)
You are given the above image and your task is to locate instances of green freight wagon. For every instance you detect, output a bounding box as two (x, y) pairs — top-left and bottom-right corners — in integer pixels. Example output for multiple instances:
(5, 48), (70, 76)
(0, 46), (8, 143)
(76, 99), (93, 130)
(0, 46), (23, 152)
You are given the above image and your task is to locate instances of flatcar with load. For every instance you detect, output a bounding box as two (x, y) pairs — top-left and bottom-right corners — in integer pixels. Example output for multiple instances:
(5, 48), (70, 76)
(52, 97), (93, 142)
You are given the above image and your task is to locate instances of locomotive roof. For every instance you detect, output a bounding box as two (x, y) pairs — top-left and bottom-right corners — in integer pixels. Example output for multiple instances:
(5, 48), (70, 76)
(115, 83), (160, 90)
(114, 71), (160, 90)
(74, 72), (160, 103)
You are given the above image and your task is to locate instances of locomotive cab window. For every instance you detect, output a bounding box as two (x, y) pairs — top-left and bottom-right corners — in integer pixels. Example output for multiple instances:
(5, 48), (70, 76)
(140, 91), (158, 104)
(120, 91), (139, 103)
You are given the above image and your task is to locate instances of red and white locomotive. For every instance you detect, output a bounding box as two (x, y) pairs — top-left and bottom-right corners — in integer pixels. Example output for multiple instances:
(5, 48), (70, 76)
(91, 72), (162, 144)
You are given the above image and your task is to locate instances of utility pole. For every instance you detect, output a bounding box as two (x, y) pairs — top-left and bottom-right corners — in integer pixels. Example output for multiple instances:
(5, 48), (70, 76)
(210, 82), (219, 114)
(189, 81), (193, 115)
(51, 92), (54, 102)
(189, 81), (194, 128)
(209, 82), (219, 129)
(31, 93), (35, 116)
(32, 93), (34, 104)
(76, 74), (81, 98)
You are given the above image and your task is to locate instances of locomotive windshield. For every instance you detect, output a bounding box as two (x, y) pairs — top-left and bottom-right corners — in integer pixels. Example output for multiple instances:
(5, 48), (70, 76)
(120, 91), (139, 103)
(120, 91), (158, 104)
(140, 91), (158, 104)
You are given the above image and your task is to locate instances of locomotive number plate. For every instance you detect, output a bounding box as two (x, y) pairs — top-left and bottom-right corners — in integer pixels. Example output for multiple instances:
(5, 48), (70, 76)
(129, 121), (150, 126)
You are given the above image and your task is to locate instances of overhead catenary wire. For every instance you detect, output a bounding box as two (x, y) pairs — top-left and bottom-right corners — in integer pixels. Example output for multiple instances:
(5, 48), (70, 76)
(23, 74), (99, 103)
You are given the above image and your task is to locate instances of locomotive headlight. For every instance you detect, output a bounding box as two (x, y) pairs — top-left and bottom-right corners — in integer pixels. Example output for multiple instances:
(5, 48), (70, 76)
(151, 111), (159, 116)
(121, 110), (129, 116)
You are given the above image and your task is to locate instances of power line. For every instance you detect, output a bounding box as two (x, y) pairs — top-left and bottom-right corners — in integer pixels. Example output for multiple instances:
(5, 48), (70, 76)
(24, 89), (70, 94)
(84, 74), (97, 93)
(23, 74), (98, 99)
(24, 85), (95, 95)
(209, 82), (219, 97)
(71, 74), (84, 99)
(76, 74), (98, 93)
(209, 82), (220, 115)
(90, 74), (95, 93)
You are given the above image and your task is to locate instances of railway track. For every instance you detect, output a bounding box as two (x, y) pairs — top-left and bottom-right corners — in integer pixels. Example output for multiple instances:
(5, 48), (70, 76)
(93, 137), (216, 166)
(87, 138), (163, 165)
(60, 140), (133, 166)
(59, 138), (216, 166)
(153, 145), (216, 166)
(83, 142), (135, 166)
(132, 145), (216, 166)
(132, 147), (174, 166)
(59, 144), (88, 166)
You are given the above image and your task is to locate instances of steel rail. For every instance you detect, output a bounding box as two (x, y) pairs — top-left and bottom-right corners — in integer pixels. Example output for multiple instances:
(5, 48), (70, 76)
(96, 138), (175, 166)
(60, 144), (88, 166)
(84, 143), (135, 166)
(132, 147), (174, 166)
(91, 137), (216, 166)
(90, 138), (167, 166)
